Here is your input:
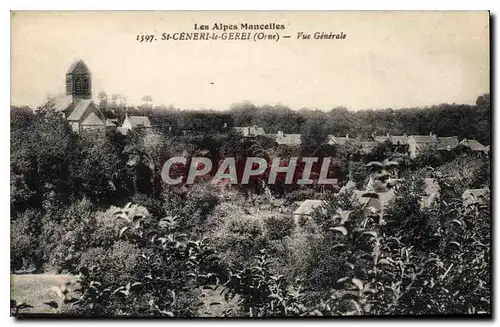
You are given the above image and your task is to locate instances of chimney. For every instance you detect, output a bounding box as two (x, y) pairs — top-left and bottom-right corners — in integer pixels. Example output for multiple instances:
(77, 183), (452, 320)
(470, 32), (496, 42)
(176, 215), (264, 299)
(345, 133), (349, 139)
(277, 130), (284, 137)
(386, 132), (390, 138)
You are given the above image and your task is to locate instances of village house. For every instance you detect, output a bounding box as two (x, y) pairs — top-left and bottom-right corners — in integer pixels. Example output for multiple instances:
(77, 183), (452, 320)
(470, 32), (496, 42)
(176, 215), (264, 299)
(327, 134), (350, 145)
(437, 136), (459, 151)
(52, 60), (111, 133)
(292, 199), (326, 225)
(373, 133), (409, 146)
(275, 131), (302, 146)
(407, 133), (438, 158)
(372, 133), (409, 153)
(118, 115), (153, 135)
(232, 125), (266, 137)
(459, 139), (488, 153)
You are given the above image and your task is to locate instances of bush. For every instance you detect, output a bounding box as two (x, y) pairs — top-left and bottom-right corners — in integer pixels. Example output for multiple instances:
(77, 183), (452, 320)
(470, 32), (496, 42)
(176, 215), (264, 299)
(11, 209), (41, 272)
(263, 214), (294, 241)
(79, 241), (143, 286)
(67, 203), (225, 317)
(206, 202), (268, 269)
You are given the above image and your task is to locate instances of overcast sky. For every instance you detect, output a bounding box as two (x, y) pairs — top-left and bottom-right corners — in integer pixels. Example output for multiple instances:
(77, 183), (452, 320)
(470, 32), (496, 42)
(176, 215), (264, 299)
(11, 11), (489, 110)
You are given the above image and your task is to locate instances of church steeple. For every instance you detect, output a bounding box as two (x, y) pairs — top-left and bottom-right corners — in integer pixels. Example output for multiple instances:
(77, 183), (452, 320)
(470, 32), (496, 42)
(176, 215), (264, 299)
(66, 60), (91, 100)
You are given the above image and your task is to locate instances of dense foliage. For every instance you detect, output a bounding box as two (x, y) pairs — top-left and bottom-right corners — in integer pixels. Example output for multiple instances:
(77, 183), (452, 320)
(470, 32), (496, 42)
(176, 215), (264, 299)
(10, 95), (490, 317)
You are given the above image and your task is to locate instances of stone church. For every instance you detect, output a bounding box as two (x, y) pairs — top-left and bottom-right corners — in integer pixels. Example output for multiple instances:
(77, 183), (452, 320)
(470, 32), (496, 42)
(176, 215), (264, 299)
(53, 60), (113, 133)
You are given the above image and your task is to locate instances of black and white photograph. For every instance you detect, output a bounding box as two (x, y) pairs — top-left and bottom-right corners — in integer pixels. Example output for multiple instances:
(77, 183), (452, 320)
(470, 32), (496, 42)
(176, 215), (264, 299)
(9, 10), (491, 318)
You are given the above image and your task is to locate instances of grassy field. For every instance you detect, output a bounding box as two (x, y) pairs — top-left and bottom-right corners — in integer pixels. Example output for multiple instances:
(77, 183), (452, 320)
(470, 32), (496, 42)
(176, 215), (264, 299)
(10, 274), (78, 315)
(11, 274), (239, 316)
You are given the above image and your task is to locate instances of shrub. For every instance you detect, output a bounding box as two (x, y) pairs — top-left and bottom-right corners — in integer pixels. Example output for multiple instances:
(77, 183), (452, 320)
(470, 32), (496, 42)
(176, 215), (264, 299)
(10, 209), (41, 272)
(263, 214), (295, 241)
(67, 203), (225, 317)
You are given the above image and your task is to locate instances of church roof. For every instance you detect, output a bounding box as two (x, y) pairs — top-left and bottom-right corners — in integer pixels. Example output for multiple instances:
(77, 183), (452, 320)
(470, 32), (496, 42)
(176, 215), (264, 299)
(81, 112), (105, 126)
(67, 99), (93, 121)
(67, 60), (90, 75)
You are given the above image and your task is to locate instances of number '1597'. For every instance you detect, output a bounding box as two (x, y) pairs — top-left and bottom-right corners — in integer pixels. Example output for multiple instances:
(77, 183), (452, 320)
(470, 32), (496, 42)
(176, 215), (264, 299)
(136, 34), (156, 43)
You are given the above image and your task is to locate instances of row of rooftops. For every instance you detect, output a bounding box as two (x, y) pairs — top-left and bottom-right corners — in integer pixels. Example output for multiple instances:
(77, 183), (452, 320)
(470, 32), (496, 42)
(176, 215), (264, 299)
(232, 125), (489, 151)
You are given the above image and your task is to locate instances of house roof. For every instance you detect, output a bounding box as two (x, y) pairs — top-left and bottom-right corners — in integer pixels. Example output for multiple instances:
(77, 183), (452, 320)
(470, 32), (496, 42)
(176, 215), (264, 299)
(373, 136), (389, 143)
(390, 136), (409, 145)
(293, 200), (326, 216)
(67, 60), (90, 75)
(67, 99), (93, 121)
(409, 135), (438, 143)
(233, 127), (246, 133)
(327, 135), (349, 145)
(81, 112), (105, 126)
(460, 139), (487, 151)
(437, 136), (459, 150)
(276, 133), (302, 145)
(233, 126), (266, 136)
(127, 116), (152, 128)
(373, 135), (408, 145)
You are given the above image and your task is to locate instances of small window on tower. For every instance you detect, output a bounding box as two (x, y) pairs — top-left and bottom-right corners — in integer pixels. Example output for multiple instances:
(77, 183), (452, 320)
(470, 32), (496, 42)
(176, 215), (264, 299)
(75, 77), (82, 93)
(83, 77), (89, 94)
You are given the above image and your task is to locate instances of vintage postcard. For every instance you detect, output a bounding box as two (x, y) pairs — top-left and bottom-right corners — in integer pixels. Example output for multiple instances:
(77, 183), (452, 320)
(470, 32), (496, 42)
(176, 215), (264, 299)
(10, 11), (490, 318)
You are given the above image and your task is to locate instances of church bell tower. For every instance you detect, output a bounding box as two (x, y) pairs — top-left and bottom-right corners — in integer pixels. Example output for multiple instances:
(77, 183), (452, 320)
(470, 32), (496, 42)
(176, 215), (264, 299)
(66, 60), (91, 100)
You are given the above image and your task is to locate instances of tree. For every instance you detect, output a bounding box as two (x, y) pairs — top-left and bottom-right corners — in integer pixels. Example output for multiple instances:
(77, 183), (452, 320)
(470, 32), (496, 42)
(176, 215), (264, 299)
(97, 91), (108, 110)
(300, 116), (329, 155)
(476, 93), (490, 107)
(11, 108), (76, 209)
(141, 95), (153, 108)
(68, 131), (125, 204)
